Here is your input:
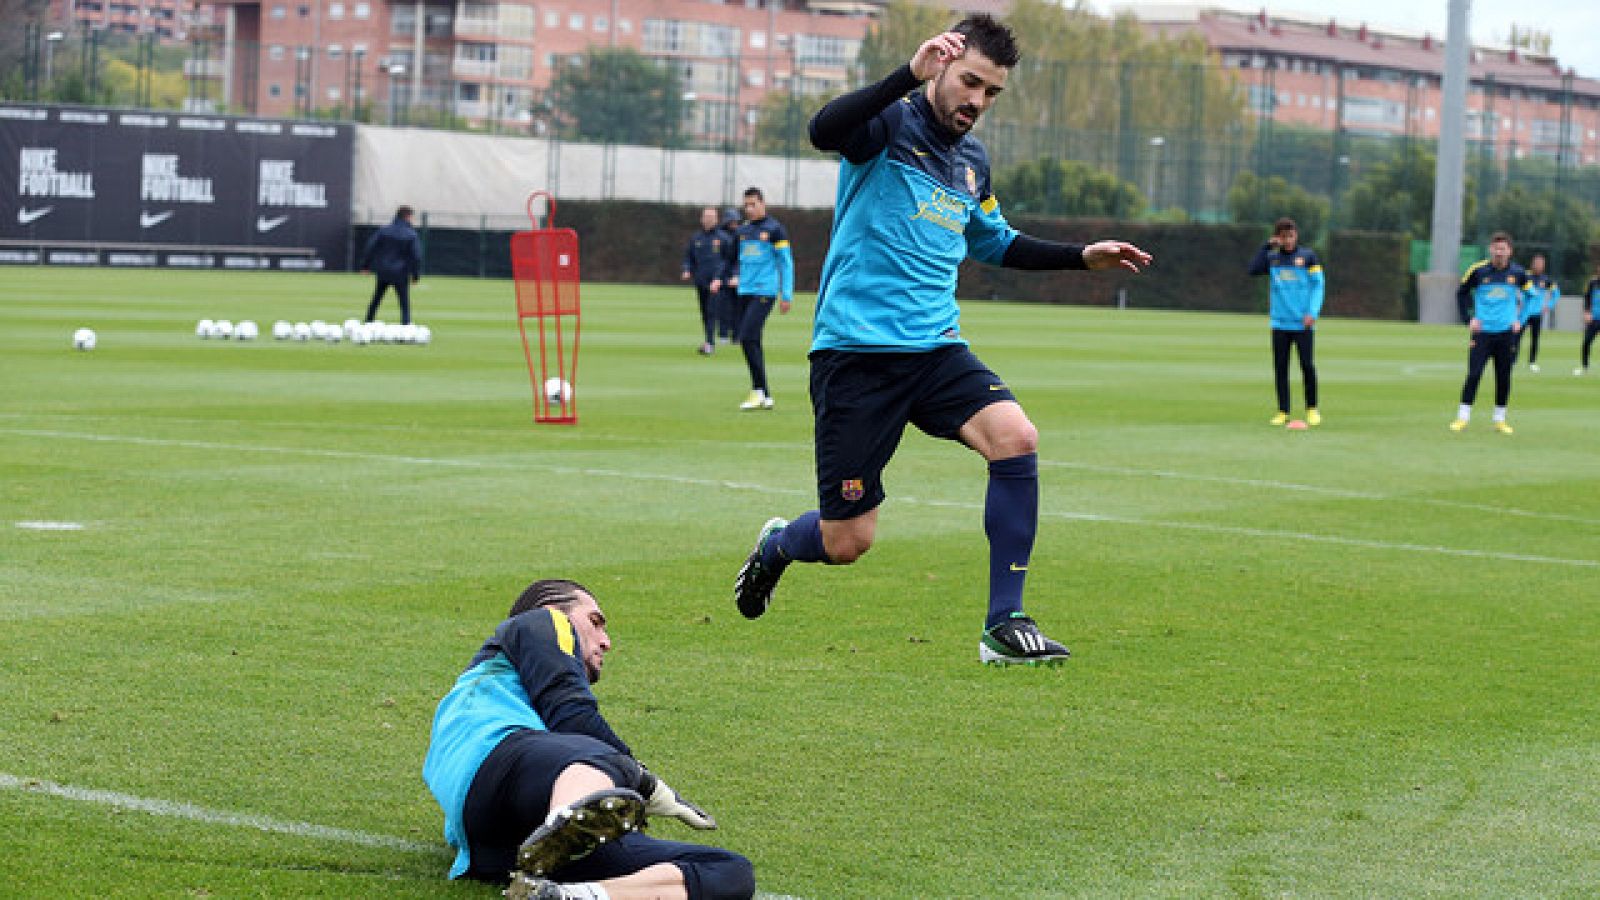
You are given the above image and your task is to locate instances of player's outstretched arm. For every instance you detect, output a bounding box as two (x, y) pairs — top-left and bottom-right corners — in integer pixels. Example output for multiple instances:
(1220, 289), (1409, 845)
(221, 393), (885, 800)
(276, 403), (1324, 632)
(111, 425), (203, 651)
(808, 30), (963, 160)
(1082, 241), (1153, 273)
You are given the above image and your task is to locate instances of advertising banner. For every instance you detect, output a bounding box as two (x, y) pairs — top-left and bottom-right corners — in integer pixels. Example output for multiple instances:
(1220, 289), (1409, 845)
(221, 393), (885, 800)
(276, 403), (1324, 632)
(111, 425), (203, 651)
(0, 105), (352, 270)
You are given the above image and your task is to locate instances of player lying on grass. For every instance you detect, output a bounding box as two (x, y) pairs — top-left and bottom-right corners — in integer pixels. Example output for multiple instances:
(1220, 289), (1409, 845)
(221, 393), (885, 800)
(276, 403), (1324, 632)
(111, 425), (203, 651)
(733, 15), (1152, 666)
(423, 578), (754, 900)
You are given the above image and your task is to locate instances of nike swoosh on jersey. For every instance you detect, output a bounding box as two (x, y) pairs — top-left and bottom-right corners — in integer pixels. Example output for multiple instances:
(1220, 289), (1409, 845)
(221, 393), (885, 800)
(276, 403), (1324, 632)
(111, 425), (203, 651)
(140, 210), (174, 228)
(17, 206), (53, 225)
(256, 215), (290, 232)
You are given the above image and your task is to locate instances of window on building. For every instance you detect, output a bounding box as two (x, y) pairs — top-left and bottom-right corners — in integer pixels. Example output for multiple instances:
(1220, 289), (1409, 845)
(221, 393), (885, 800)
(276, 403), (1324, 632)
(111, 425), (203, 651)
(328, 44), (343, 60)
(327, 86), (341, 100)
(569, 13), (584, 30)
(297, 5), (309, 18)
(270, 4), (285, 19)
(797, 35), (859, 68)
(354, 3), (370, 18)
(594, 16), (607, 32)
(544, 52), (555, 69)
(459, 83), (481, 102)
(392, 6), (415, 35)
(1311, 95), (1321, 109)
(458, 42), (496, 62)
(269, 44), (285, 61)
(268, 83), (282, 97)
(619, 19), (631, 33)
(751, 31), (766, 49)
(329, 2), (344, 18)
(545, 10), (558, 28)
(426, 7), (453, 37)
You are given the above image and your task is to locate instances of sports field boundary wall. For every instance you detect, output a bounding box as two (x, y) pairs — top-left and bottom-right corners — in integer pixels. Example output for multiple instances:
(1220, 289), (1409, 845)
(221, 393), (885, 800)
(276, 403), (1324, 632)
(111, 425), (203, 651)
(361, 202), (1410, 320)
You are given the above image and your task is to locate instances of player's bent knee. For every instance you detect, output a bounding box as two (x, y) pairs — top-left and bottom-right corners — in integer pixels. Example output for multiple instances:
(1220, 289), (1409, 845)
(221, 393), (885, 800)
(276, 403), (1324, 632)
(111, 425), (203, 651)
(577, 753), (646, 794)
(683, 849), (756, 900)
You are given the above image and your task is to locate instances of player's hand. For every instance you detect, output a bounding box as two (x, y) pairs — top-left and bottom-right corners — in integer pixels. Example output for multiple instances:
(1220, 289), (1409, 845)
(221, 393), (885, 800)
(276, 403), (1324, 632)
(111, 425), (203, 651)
(729, 276), (739, 289)
(710, 279), (722, 293)
(1082, 241), (1152, 273)
(910, 32), (965, 81)
(779, 299), (792, 314)
(1302, 314), (1315, 329)
(1268, 236), (1281, 249)
(642, 774), (717, 830)
(1469, 317), (1482, 334)
(1586, 312), (1594, 325)
(1512, 321), (1522, 334)
(680, 271), (690, 281)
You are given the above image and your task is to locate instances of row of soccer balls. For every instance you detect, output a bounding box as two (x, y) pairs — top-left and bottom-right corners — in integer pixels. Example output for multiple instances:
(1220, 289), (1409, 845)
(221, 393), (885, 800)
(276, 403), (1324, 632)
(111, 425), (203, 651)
(196, 318), (433, 345)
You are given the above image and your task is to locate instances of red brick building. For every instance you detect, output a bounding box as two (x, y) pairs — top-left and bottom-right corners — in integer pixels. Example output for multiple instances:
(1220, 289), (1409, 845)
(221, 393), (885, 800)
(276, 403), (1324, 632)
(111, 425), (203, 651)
(185, 0), (885, 142)
(1128, 5), (1600, 164)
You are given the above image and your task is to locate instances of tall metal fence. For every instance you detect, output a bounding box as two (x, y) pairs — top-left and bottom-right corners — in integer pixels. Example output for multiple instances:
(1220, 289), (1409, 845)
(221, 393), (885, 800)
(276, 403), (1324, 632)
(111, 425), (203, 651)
(7, 24), (1599, 277)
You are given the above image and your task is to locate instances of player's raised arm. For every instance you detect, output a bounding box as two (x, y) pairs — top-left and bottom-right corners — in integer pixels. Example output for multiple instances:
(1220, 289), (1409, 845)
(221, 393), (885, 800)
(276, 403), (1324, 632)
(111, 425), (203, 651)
(809, 31), (964, 161)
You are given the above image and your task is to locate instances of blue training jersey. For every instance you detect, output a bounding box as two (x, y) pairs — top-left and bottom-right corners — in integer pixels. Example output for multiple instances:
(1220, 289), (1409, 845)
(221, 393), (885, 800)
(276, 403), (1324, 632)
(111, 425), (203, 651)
(423, 608), (629, 878)
(1458, 260), (1529, 334)
(1584, 278), (1600, 315)
(1247, 243), (1325, 331)
(812, 91), (1017, 353)
(1522, 273), (1558, 324)
(732, 216), (793, 301)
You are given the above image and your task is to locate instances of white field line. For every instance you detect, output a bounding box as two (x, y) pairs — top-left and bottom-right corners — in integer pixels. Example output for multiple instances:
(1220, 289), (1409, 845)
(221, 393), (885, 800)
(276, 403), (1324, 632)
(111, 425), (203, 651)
(5, 427), (1596, 570)
(0, 772), (436, 853)
(0, 773), (805, 900)
(15, 520), (86, 531)
(1039, 459), (1600, 527)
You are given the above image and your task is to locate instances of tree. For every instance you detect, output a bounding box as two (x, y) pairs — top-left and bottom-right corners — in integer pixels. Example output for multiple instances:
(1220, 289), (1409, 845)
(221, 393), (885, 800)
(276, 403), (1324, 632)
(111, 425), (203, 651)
(857, 0), (951, 86)
(545, 48), (685, 146)
(1479, 186), (1598, 286)
(1228, 171), (1328, 245)
(997, 157), (1145, 219)
(0, 0), (48, 100)
(750, 90), (831, 157)
(1341, 149), (1474, 240)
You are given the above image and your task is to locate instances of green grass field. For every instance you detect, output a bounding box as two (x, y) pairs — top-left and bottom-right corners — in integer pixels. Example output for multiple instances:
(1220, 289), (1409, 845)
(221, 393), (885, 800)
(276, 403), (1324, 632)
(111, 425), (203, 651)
(3, 268), (1598, 898)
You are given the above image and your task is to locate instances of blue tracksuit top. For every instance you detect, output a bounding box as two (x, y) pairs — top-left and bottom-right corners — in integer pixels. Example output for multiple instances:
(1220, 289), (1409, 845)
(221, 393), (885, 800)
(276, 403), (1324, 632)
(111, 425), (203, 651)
(423, 608), (629, 879)
(1583, 278), (1600, 316)
(682, 226), (734, 287)
(810, 90), (1017, 353)
(1522, 273), (1559, 324)
(361, 216), (422, 282)
(732, 216), (793, 301)
(1458, 260), (1529, 334)
(1247, 243), (1325, 330)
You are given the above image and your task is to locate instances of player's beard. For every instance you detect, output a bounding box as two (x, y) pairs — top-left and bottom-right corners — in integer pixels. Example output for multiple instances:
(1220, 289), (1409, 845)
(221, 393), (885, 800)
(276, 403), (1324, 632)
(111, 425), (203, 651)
(929, 70), (981, 135)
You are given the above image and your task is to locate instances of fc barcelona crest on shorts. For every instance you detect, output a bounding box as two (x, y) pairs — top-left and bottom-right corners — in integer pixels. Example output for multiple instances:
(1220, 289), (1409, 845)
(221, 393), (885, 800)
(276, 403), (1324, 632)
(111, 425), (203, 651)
(841, 479), (865, 502)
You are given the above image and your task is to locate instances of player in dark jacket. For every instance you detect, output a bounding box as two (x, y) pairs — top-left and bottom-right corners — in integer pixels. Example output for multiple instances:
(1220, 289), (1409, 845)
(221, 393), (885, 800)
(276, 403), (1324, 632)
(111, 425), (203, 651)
(360, 205), (423, 325)
(424, 578), (754, 900)
(681, 207), (734, 355)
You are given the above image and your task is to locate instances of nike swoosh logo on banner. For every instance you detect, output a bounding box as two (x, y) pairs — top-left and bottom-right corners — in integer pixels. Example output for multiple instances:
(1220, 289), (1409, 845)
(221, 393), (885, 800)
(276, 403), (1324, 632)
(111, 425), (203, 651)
(256, 215), (289, 233)
(17, 207), (53, 225)
(140, 210), (174, 229)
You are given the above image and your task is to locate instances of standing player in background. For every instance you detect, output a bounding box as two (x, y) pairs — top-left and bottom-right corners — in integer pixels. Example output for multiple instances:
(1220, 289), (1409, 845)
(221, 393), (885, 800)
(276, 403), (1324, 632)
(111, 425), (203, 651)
(716, 208), (742, 345)
(360, 205), (422, 325)
(1247, 217), (1324, 426)
(1579, 264), (1600, 376)
(731, 17), (1151, 666)
(1519, 252), (1558, 373)
(727, 188), (793, 410)
(680, 207), (733, 356)
(1451, 232), (1526, 434)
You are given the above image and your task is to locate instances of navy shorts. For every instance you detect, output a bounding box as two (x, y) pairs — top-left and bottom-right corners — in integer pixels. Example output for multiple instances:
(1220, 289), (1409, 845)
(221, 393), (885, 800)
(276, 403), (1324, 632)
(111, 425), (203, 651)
(733, 295), (776, 342)
(459, 730), (755, 899)
(809, 345), (1015, 520)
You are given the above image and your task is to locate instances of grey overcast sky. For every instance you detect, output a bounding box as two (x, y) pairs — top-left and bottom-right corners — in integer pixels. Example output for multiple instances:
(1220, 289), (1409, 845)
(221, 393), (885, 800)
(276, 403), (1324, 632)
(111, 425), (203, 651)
(1107, 2), (1600, 80)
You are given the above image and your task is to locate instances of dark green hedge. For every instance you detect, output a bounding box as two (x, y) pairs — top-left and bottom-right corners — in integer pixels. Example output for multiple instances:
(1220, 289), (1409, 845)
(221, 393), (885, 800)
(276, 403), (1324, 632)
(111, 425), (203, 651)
(362, 202), (1410, 320)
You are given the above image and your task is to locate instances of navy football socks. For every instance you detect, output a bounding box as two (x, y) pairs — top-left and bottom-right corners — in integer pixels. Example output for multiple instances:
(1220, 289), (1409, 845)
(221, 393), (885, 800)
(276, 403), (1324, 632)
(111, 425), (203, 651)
(761, 510), (827, 571)
(984, 453), (1038, 629)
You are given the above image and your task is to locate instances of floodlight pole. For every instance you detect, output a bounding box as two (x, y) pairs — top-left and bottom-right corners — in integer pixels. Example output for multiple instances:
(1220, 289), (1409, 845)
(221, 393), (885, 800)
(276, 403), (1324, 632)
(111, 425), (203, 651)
(1419, 0), (1471, 323)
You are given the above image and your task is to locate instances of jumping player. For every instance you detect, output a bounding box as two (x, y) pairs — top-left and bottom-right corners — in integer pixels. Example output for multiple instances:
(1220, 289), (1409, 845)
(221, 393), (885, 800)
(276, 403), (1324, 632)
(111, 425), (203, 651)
(730, 16), (1151, 666)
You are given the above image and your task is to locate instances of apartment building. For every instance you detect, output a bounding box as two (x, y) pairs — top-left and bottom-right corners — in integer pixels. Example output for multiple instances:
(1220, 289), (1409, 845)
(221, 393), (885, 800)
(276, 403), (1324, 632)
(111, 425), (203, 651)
(1127, 5), (1600, 164)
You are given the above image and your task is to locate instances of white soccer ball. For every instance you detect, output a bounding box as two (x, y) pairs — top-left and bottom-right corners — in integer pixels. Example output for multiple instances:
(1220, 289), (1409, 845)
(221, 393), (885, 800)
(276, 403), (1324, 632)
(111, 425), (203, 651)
(272, 320), (292, 340)
(214, 319), (234, 339)
(72, 327), (97, 350)
(309, 320), (329, 339)
(544, 377), (573, 405)
(293, 322), (311, 341)
(236, 320), (259, 341)
(415, 325), (432, 346)
(323, 327), (342, 343)
(343, 319), (362, 340)
(350, 325), (370, 345)
(196, 318), (216, 338)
